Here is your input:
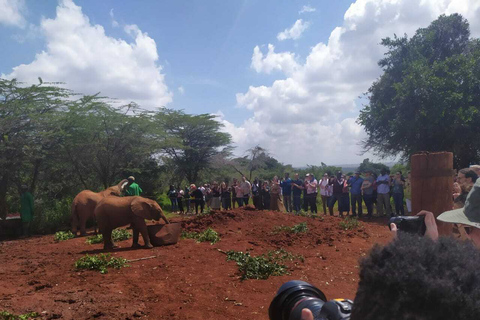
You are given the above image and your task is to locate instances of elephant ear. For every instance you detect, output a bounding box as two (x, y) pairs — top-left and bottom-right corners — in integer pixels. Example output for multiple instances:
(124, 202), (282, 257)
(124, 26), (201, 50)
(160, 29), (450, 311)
(131, 197), (152, 220)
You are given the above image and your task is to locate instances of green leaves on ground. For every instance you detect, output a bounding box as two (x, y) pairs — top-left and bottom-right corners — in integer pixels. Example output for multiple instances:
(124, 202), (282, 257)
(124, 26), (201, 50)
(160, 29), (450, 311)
(273, 222), (308, 234)
(226, 249), (304, 280)
(86, 229), (132, 244)
(74, 253), (128, 274)
(54, 231), (75, 242)
(339, 217), (362, 230)
(0, 311), (40, 320)
(181, 228), (220, 244)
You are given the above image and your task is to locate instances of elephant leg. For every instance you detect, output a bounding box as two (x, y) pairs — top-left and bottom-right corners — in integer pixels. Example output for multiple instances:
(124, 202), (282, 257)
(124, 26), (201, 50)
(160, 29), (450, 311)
(140, 226), (153, 249)
(71, 214), (79, 236)
(103, 229), (114, 250)
(131, 223), (141, 248)
(79, 214), (88, 236)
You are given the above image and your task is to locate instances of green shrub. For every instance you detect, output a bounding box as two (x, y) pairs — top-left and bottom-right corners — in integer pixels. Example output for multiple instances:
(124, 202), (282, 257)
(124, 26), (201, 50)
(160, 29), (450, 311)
(273, 222), (308, 234)
(226, 249), (303, 280)
(74, 253), (128, 274)
(30, 198), (73, 234)
(339, 217), (361, 230)
(181, 227), (220, 244)
(0, 311), (40, 320)
(86, 228), (132, 244)
(297, 211), (324, 220)
(54, 231), (75, 242)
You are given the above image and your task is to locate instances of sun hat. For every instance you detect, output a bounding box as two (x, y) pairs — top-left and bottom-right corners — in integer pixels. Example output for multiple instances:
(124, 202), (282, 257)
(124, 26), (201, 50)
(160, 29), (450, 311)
(438, 179), (480, 228)
(128, 176), (135, 181)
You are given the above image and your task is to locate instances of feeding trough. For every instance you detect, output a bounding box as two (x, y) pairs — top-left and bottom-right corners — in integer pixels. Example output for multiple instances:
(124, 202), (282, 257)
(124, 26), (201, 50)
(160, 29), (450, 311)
(147, 222), (182, 246)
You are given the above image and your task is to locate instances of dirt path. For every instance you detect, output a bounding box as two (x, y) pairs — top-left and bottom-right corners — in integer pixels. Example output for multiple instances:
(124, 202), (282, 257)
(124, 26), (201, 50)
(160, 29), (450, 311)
(0, 209), (391, 319)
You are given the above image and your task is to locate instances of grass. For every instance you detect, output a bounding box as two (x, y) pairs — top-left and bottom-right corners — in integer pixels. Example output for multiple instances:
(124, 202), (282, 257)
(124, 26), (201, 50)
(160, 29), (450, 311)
(74, 253), (128, 274)
(0, 311), (40, 320)
(86, 228), (132, 244)
(339, 217), (362, 230)
(273, 222), (308, 234)
(296, 211), (324, 220)
(181, 227), (220, 244)
(226, 249), (304, 280)
(53, 230), (75, 242)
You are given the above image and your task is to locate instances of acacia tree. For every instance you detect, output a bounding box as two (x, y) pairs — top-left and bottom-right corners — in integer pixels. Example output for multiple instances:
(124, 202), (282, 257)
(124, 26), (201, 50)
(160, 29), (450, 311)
(154, 109), (232, 184)
(358, 14), (480, 168)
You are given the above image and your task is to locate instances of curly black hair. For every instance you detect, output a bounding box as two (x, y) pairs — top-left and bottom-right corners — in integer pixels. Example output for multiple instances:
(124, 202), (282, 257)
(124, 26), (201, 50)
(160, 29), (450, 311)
(351, 234), (480, 320)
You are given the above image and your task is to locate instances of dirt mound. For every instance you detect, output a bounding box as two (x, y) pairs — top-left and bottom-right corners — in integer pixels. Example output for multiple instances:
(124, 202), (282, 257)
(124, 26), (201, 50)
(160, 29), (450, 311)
(0, 208), (391, 319)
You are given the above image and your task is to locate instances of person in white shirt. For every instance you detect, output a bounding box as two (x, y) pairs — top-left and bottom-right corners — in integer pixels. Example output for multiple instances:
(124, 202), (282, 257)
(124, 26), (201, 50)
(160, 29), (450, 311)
(319, 173), (330, 215)
(240, 176), (252, 205)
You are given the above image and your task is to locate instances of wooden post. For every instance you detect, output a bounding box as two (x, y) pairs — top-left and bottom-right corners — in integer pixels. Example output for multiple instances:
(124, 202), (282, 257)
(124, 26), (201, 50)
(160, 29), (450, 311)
(411, 152), (453, 236)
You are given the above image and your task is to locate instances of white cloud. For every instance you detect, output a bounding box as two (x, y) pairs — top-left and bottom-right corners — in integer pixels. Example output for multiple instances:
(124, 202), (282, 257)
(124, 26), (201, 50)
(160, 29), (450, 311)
(109, 8), (119, 28)
(277, 19), (310, 41)
(228, 0), (480, 166)
(2, 0), (172, 108)
(0, 0), (26, 27)
(251, 44), (299, 75)
(299, 5), (316, 14)
(178, 86), (185, 95)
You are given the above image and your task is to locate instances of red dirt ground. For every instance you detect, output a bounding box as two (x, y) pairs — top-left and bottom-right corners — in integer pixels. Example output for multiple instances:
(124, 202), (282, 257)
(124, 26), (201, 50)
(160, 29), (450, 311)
(0, 208), (392, 319)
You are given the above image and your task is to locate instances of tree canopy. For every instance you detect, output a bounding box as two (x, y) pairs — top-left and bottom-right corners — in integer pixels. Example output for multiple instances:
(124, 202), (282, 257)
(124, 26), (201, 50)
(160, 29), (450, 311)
(358, 14), (480, 168)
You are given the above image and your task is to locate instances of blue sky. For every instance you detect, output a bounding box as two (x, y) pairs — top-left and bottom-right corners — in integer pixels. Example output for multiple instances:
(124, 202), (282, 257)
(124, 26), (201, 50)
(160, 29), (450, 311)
(1, 0), (480, 166)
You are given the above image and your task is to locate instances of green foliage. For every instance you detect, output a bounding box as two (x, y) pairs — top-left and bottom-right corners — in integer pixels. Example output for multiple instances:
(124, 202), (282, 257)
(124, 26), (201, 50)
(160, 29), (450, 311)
(0, 311), (40, 320)
(358, 14), (480, 168)
(74, 253), (128, 274)
(54, 231), (75, 242)
(226, 249), (303, 280)
(86, 229), (132, 244)
(181, 227), (220, 244)
(339, 217), (362, 230)
(273, 222), (308, 234)
(357, 158), (389, 175)
(390, 162), (410, 175)
(30, 198), (72, 234)
(297, 211), (324, 220)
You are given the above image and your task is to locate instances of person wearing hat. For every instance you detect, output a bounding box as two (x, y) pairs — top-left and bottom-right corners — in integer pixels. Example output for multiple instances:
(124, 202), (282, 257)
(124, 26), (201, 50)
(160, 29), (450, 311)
(20, 185), (34, 237)
(125, 176), (143, 196)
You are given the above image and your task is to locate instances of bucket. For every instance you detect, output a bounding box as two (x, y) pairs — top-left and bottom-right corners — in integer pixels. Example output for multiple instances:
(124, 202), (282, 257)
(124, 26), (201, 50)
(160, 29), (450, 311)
(147, 223), (182, 246)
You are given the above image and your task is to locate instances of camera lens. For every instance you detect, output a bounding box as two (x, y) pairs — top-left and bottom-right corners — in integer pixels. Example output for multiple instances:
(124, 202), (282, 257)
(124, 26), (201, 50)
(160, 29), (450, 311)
(269, 280), (327, 320)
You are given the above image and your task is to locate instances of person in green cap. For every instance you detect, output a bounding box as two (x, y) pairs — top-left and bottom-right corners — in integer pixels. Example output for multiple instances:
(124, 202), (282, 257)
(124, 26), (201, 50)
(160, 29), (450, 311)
(125, 176), (143, 196)
(20, 185), (34, 237)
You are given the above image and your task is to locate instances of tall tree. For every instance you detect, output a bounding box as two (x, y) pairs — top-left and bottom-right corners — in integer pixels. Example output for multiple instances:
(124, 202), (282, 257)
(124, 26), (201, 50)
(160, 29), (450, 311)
(358, 14), (480, 168)
(154, 109), (232, 184)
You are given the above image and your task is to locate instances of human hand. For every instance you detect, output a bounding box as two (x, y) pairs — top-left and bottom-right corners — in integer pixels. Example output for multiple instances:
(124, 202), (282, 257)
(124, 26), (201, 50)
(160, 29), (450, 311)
(416, 210), (439, 241)
(390, 223), (398, 239)
(301, 308), (314, 320)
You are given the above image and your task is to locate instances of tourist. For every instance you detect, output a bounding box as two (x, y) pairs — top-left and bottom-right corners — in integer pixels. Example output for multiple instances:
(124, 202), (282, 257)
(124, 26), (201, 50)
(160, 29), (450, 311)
(167, 185), (178, 213)
(220, 182), (232, 210)
(252, 177), (262, 209)
(204, 184), (212, 208)
(328, 172), (344, 216)
(392, 171), (405, 216)
(177, 186), (184, 214)
(184, 186), (191, 214)
(340, 174), (350, 216)
(376, 169), (391, 216)
(231, 178), (238, 208)
(404, 172), (412, 213)
(20, 185), (34, 238)
(305, 173), (318, 214)
(319, 173), (330, 215)
(270, 176), (285, 212)
(470, 165), (480, 177)
(281, 173), (293, 213)
(240, 176), (252, 205)
(291, 173), (303, 214)
(261, 180), (271, 210)
(303, 177), (309, 212)
(210, 181), (221, 210)
(191, 184), (205, 214)
(361, 171), (375, 218)
(348, 172), (364, 217)
(125, 176), (143, 196)
(457, 168), (478, 195)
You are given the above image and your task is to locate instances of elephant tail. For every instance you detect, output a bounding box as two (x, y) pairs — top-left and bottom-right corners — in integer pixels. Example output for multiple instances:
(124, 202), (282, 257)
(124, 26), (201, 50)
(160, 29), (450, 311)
(71, 200), (79, 234)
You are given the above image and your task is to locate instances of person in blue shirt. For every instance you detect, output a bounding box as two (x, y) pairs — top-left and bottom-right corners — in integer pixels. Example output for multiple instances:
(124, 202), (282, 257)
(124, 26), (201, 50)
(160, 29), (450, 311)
(291, 173), (304, 214)
(280, 173), (293, 213)
(348, 172), (364, 217)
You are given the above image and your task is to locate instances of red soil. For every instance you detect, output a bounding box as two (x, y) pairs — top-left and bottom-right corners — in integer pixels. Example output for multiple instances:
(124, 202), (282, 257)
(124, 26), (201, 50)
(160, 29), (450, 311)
(0, 208), (391, 319)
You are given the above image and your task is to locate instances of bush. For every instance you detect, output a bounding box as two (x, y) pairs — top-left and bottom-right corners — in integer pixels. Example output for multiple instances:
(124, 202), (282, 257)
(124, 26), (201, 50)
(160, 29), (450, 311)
(54, 231), (75, 242)
(181, 227), (220, 244)
(226, 249), (303, 280)
(273, 222), (308, 234)
(339, 217), (361, 230)
(0, 311), (40, 320)
(30, 198), (73, 234)
(74, 253), (128, 274)
(86, 228), (132, 244)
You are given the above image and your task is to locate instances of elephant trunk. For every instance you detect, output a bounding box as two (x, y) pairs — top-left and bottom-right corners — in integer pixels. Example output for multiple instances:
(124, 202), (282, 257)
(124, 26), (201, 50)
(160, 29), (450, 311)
(116, 179), (129, 191)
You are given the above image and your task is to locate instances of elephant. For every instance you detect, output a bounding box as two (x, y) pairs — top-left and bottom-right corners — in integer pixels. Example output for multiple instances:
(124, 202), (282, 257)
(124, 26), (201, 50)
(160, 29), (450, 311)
(71, 179), (128, 236)
(94, 196), (169, 250)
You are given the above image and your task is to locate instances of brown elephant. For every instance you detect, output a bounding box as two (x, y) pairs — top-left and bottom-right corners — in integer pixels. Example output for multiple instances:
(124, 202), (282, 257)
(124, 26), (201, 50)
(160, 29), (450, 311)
(71, 179), (128, 236)
(94, 196), (169, 250)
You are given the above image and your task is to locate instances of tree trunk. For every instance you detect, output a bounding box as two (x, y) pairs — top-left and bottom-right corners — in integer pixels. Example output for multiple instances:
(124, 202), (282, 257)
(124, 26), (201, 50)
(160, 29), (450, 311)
(411, 152), (453, 236)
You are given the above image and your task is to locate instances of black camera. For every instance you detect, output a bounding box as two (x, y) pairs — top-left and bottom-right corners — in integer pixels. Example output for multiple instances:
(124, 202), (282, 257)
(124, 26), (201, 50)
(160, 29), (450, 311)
(269, 280), (353, 320)
(388, 215), (426, 235)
